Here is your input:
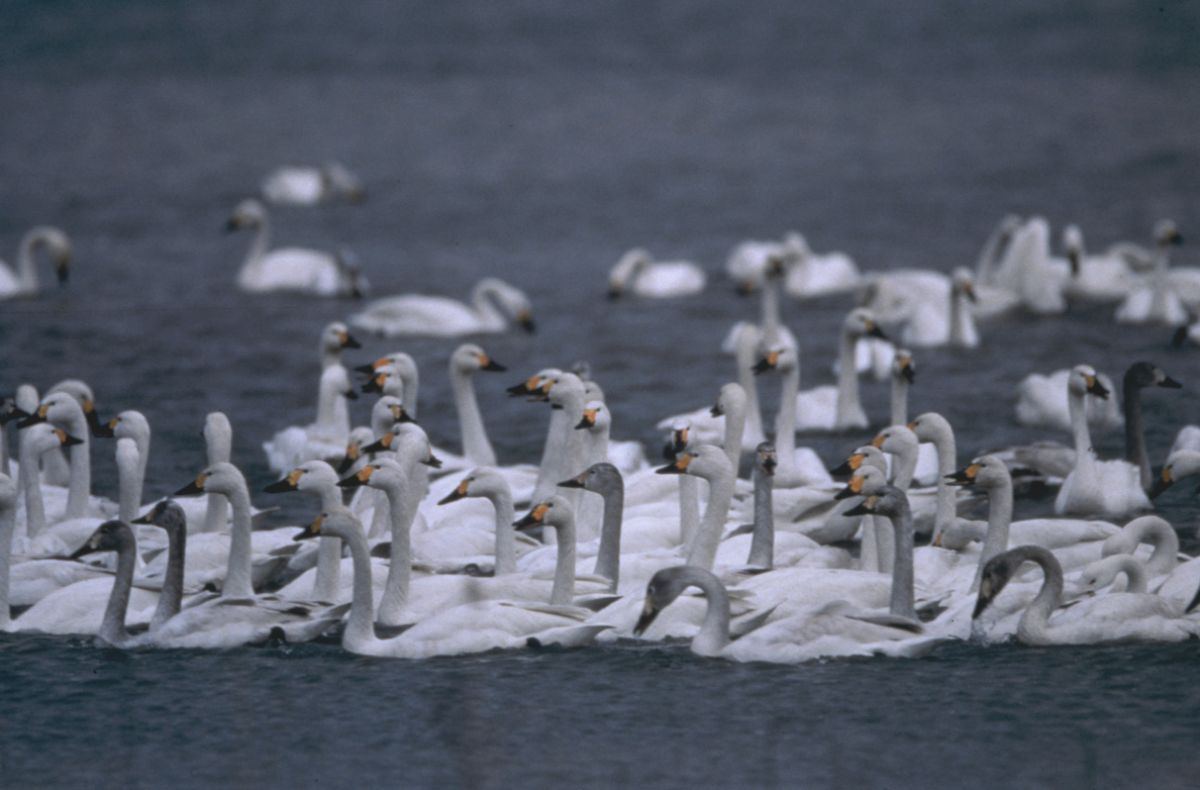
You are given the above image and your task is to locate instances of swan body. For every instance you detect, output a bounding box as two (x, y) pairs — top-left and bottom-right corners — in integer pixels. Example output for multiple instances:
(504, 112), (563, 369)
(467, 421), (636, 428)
(0, 226), (71, 299)
(607, 248), (706, 298)
(261, 162), (365, 206)
(1115, 220), (1187, 325)
(988, 217), (1070, 314)
(1059, 225), (1142, 303)
(226, 198), (367, 297)
(350, 277), (535, 337)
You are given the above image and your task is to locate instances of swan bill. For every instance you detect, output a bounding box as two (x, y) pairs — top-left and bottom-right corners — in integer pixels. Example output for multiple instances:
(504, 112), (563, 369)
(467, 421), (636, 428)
(946, 465), (980, 487)
(293, 514), (325, 541)
(507, 374), (542, 397)
(1084, 374), (1109, 399)
(757, 442), (777, 476)
(556, 472), (586, 489)
(338, 330), (361, 349)
(438, 479), (471, 505)
(174, 472), (209, 496)
(576, 409), (598, 430)
(830, 452), (864, 477)
(55, 254), (70, 285)
(363, 433), (395, 453)
(633, 596), (661, 636)
(1148, 467), (1174, 499)
(264, 469), (305, 493)
(338, 466), (375, 488)
(54, 429), (84, 447)
(844, 493), (879, 515)
(0, 402), (29, 425)
(421, 452), (443, 469)
(479, 355), (506, 372)
(655, 453), (693, 475)
(86, 403), (113, 437)
(752, 351), (780, 375)
(514, 502), (551, 530)
(516, 310), (536, 334)
(865, 320), (887, 340)
(16, 403), (50, 428)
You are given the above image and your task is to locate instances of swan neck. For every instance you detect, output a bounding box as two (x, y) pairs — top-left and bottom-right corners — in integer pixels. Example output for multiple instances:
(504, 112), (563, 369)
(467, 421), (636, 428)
(18, 439), (47, 537)
(0, 496), (15, 627)
(760, 278), (782, 347)
(774, 362), (799, 459)
(451, 365), (496, 467)
(1019, 548), (1063, 641)
(933, 428), (957, 539)
(889, 500), (916, 620)
(241, 215), (271, 281)
(1122, 380), (1150, 490)
(736, 330), (766, 442)
(721, 395), (746, 472)
(1130, 519), (1179, 576)
(1067, 384), (1093, 460)
(377, 482), (415, 625)
(63, 416), (90, 519)
(116, 442), (140, 524)
(489, 488), (516, 576)
(150, 525), (187, 631)
(973, 477), (1013, 591)
(339, 522), (381, 650)
(836, 330), (861, 427)
(593, 484), (624, 592)
(747, 464), (774, 569)
(890, 377), (908, 427)
(549, 514), (576, 606)
(678, 475), (700, 549)
(685, 462), (735, 571)
(224, 486), (255, 599)
(99, 538), (137, 645)
(690, 570), (732, 656)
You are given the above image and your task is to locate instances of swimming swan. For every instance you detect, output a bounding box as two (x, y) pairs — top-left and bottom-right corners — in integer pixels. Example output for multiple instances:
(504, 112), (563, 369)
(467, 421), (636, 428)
(261, 162), (365, 206)
(350, 277), (536, 338)
(0, 226), (71, 299)
(607, 248), (706, 299)
(225, 198), (367, 297)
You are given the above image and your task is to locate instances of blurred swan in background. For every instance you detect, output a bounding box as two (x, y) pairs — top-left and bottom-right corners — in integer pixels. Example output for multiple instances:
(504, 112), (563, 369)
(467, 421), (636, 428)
(226, 198), (368, 297)
(0, 226), (72, 299)
(350, 277), (535, 337)
(260, 161), (365, 206)
(607, 248), (706, 298)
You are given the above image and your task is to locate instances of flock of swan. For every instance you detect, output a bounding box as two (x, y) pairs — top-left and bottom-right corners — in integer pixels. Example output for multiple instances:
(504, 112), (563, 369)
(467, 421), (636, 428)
(5, 202), (1200, 665)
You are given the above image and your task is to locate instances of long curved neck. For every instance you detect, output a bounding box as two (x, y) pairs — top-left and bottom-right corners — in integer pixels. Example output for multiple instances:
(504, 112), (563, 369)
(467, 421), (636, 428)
(116, 441), (141, 523)
(735, 331), (766, 442)
(1123, 379), (1150, 490)
(471, 282), (509, 329)
(18, 440), (48, 536)
(376, 482), (416, 625)
(150, 527), (186, 631)
(313, 483), (344, 602)
(0, 497), (15, 628)
(223, 484), (255, 599)
(888, 500), (916, 620)
(314, 374), (347, 434)
(889, 446), (916, 490)
(548, 515), (577, 606)
(678, 475), (699, 549)
(202, 436), (230, 534)
(400, 368), (420, 420)
(931, 427), (957, 540)
(451, 366), (496, 467)
(63, 415), (91, 518)
(685, 464), (735, 571)
(533, 407), (575, 505)
(1112, 556), (1148, 593)
(593, 483), (623, 592)
(1017, 547), (1065, 643)
(890, 377), (908, 427)
(746, 466), (774, 569)
(687, 570), (732, 657)
(760, 277), (783, 347)
(973, 477), (1013, 591)
(1067, 386), (1094, 462)
(1130, 519), (1179, 577)
(488, 488), (516, 576)
(949, 289), (975, 347)
(775, 363), (799, 461)
(335, 523), (382, 652)
(241, 217), (271, 280)
(99, 539), (137, 645)
(721, 397), (746, 472)
(17, 232), (43, 291)
(836, 330), (862, 427)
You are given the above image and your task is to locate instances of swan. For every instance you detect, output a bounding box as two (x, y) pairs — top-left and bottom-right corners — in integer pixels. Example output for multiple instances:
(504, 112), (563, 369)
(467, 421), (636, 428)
(891, 355), (938, 485)
(316, 321), (362, 369)
(1098, 514), (1200, 607)
(447, 343), (506, 466)
(749, 347), (835, 486)
(355, 352), (420, 417)
(795, 308), (886, 432)
(13, 424), (82, 542)
(1115, 220), (1188, 325)
(291, 507), (607, 658)
(0, 226), (71, 299)
(1056, 365), (1152, 518)
(862, 268), (979, 349)
(1059, 224), (1142, 302)
(262, 364), (359, 473)
(260, 161), (365, 206)
(1014, 367), (1122, 433)
(972, 545), (1199, 645)
(971, 214), (1024, 318)
(778, 232), (860, 298)
(435, 467), (520, 576)
(606, 248), (706, 299)
(907, 412), (962, 541)
(262, 460), (348, 602)
(350, 277), (536, 338)
(657, 325), (768, 452)
(655, 445), (737, 571)
(988, 216), (1070, 314)
(18, 392), (99, 519)
(225, 198), (367, 297)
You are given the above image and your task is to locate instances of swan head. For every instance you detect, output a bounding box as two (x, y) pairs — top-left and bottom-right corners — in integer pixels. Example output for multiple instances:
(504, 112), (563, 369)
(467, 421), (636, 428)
(506, 368), (561, 399)
(544, 372), (586, 409)
(607, 249), (652, 298)
(203, 412), (233, 464)
(907, 412), (952, 444)
(174, 462), (246, 498)
(264, 460), (340, 494)
(870, 425), (918, 456)
(1067, 365), (1110, 400)
(974, 548), (1041, 619)
(1148, 449), (1200, 498)
(19, 423), (82, 455)
(575, 401), (610, 432)
(951, 268), (978, 303)
(451, 343), (506, 375)
(1124, 361), (1181, 392)
(834, 465), (887, 500)
(335, 426), (377, 474)
(132, 499), (188, 535)
(438, 467), (509, 504)
(293, 507), (363, 542)
(829, 445), (886, 477)
(946, 455), (1008, 491)
(225, 199), (266, 232)
(711, 382), (747, 419)
(362, 423), (439, 467)
(367, 397), (415, 436)
(892, 350), (915, 384)
(843, 484), (909, 518)
(655, 444), (732, 482)
(338, 457), (411, 491)
(845, 308), (887, 340)
(0, 397), (30, 426)
(17, 392), (84, 430)
(70, 520), (135, 560)
(1154, 219), (1182, 248)
(513, 495), (574, 533)
(557, 461), (622, 494)
(1069, 556), (1133, 597)
(320, 322), (360, 357)
(634, 566), (710, 636)
(751, 347), (796, 375)
(355, 352), (414, 378)
(362, 367), (404, 397)
(97, 410), (151, 443)
(755, 442), (777, 477)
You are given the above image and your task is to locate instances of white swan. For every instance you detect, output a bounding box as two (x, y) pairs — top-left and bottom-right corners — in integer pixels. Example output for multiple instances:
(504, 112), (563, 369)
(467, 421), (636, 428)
(1014, 367), (1122, 433)
(795, 308), (886, 432)
(892, 356), (939, 485)
(291, 507), (607, 659)
(355, 352), (420, 417)
(1059, 224), (1142, 303)
(0, 226), (71, 299)
(606, 248), (706, 299)
(225, 198), (367, 297)
(260, 162), (365, 206)
(447, 344), (507, 466)
(350, 277), (535, 338)
(778, 232), (861, 298)
(1055, 365), (1151, 519)
(972, 545), (1199, 645)
(750, 347), (835, 486)
(988, 216), (1070, 314)
(1115, 220), (1188, 325)
(262, 364), (359, 474)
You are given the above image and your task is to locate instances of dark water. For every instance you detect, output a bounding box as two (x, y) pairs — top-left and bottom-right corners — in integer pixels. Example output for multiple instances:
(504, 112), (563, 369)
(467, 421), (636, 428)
(3, 1), (1200, 787)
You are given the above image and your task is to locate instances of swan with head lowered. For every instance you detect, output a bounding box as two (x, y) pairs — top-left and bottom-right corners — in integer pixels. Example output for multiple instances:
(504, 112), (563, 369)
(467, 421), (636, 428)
(293, 503), (610, 658)
(607, 248), (706, 299)
(350, 277), (536, 338)
(972, 545), (1200, 645)
(0, 226), (71, 299)
(261, 161), (365, 206)
(225, 198), (368, 297)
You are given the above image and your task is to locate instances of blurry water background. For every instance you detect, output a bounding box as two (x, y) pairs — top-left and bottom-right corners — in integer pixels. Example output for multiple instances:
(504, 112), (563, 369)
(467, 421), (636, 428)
(1, 1), (1199, 787)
